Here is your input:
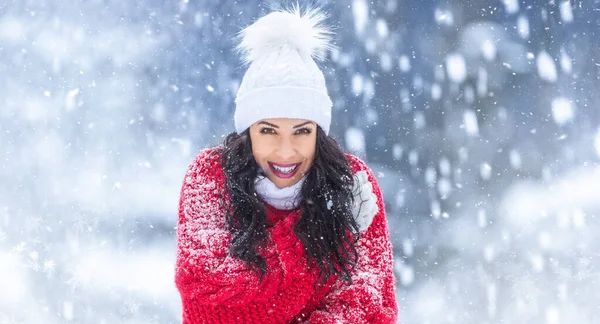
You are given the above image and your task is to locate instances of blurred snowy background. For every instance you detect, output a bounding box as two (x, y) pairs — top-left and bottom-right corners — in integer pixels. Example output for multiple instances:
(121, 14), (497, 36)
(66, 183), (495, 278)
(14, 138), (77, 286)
(1, 0), (599, 323)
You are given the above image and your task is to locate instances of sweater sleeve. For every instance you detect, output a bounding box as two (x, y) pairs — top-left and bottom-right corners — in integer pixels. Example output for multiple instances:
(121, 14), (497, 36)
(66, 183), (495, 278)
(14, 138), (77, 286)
(175, 148), (280, 308)
(305, 155), (399, 324)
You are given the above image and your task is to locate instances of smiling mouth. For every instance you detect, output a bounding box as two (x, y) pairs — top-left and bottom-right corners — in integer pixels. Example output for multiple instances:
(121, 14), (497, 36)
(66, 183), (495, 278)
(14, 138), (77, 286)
(268, 162), (301, 178)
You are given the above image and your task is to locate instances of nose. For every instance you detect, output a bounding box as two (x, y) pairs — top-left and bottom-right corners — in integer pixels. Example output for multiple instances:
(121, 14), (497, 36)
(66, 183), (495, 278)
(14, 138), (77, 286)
(275, 137), (296, 161)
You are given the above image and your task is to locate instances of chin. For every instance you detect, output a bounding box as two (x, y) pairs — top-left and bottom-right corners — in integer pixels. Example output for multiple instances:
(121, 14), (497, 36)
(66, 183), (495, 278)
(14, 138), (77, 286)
(272, 179), (295, 187)
(269, 176), (300, 188)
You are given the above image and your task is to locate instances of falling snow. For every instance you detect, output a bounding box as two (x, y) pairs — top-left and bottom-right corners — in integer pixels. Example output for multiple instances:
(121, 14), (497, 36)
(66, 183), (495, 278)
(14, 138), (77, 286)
(1, 1), (600, 323)
(537, 51), (558, 82)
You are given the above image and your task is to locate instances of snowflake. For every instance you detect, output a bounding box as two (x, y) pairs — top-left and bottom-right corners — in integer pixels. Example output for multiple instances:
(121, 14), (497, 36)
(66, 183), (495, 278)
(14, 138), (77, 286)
(0, 230), (6, 243)
(29, 236), (42, 246)
(28, 216), (45, 233)
(71, 213), (94, 236)
(574, 256), (600, 282)
(42, 259), (56, 278)
(65, 263), (96, 291)
(506, 271), (543, 302)
(554, 265), (573, 283)
(42, 241), (54, 253)
(512, 216), (539, 235)
(123, 294), (141, 315)
(26, 250), (40, 272)
(10, 241), (26, 256)
(578, 256), (592, 268)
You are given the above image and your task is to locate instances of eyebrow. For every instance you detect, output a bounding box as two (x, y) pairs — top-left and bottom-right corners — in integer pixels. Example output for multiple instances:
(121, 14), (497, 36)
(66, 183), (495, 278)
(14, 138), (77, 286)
(293, 121), (314, 129)
(258, 121), (314, 129)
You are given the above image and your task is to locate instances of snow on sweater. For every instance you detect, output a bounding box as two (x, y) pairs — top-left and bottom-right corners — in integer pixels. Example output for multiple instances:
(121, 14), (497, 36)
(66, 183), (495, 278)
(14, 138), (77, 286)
(175, 147), (399, 324)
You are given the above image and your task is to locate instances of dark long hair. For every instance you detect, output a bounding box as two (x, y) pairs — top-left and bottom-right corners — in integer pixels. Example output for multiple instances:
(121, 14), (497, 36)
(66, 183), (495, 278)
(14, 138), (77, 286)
(218, 126), (360, 286)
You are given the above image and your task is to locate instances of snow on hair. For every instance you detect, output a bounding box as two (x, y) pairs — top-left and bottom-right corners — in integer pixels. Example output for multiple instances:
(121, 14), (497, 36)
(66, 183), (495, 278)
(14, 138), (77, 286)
(235, 3), (335, 65)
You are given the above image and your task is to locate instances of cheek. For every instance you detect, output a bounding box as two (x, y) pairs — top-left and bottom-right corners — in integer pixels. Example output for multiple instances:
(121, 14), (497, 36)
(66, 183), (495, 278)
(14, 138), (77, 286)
(250, 132), (272, 153)
(298, 138), (316, 162)
(252, 146), (269, 163)
(250, 136), (267, 162)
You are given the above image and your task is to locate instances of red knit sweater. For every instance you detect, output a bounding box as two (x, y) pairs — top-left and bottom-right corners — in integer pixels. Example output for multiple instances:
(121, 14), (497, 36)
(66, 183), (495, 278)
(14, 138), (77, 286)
(175, 147), (398, 323)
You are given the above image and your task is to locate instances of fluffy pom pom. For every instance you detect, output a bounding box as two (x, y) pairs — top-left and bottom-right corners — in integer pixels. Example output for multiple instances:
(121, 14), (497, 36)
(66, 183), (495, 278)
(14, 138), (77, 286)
(235, 4), (334, 65)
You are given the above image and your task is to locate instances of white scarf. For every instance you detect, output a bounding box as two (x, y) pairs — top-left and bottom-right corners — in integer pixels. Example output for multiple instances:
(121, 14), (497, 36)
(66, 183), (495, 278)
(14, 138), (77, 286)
(252, 169), (378, 232)
(253, 172), (306, 210)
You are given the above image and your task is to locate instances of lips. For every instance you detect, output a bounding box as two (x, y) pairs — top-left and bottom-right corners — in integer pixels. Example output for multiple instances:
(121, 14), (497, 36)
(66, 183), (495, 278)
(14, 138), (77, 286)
(268, 162), (301, 179)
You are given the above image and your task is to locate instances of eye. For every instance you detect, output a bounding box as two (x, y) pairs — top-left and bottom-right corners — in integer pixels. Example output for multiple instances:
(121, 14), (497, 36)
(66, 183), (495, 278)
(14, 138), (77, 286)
(259, 127), (276, 134)
(295, 128), (312, 135)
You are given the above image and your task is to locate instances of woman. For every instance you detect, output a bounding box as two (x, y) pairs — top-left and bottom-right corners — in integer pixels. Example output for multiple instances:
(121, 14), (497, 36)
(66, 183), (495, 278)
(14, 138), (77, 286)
(175, 6), (398, 324)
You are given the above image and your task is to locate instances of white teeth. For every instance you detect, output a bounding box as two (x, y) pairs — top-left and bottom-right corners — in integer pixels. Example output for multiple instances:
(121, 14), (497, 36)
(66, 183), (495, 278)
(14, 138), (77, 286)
(272, 164), (297, 173)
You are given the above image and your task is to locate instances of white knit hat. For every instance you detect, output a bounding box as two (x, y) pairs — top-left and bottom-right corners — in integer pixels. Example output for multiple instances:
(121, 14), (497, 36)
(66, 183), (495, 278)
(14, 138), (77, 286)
(234, 5), (334, 135)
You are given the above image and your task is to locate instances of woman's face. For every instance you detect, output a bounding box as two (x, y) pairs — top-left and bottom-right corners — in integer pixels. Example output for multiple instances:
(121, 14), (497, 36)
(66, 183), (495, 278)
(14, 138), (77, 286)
(249, 118), (317, 189)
